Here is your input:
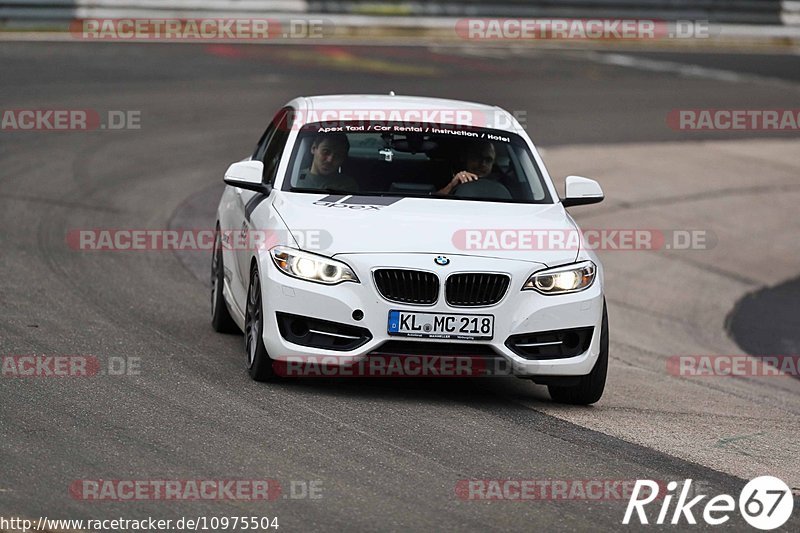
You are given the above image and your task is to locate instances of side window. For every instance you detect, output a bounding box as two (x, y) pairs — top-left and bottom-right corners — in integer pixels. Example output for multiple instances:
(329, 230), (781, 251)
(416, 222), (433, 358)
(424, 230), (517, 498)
(253, 107), (294, 160)
(262, 122), (290, 186)
(255, 108), (292, 185)
(253, 122), (276, 162)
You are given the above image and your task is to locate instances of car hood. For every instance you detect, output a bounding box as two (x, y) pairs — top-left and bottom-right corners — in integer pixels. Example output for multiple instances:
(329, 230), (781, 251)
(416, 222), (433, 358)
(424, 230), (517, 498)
(272, 192), (580, 266)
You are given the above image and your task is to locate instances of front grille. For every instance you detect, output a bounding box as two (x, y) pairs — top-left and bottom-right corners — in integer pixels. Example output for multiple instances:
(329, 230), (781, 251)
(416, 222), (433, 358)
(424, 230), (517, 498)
(445, 273), (510, 307)
(373, 269), (439, 305)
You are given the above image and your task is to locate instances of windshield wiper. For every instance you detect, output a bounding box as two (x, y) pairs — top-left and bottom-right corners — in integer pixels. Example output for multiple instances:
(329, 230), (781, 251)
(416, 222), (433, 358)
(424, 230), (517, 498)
(290, 187), (461, 200)
(375, 189), (470, 199)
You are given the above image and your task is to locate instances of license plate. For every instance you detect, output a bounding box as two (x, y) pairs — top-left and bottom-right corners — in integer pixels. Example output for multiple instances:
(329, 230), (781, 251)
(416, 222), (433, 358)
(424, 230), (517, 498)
(387, 310), (494, 340)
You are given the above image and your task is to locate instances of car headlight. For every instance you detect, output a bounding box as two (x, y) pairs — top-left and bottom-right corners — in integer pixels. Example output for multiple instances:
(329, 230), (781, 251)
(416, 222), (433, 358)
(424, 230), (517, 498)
(270, 246), (359, 285)
(523, 261), (596, 295)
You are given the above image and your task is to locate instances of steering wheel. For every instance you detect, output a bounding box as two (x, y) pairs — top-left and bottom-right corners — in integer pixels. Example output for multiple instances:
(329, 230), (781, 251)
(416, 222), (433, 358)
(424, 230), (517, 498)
(451, 178), (513, 200)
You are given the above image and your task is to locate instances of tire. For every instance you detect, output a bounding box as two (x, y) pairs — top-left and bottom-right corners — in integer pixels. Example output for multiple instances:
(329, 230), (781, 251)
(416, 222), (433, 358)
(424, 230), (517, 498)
(548, 302), (609, 405)
(211, 228), (240, 334)
(245, 266), (278, 381)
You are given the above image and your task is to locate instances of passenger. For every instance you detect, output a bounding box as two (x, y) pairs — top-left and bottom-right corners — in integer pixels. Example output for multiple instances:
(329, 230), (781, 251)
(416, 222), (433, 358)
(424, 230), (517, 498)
(299, 133), (358, 192)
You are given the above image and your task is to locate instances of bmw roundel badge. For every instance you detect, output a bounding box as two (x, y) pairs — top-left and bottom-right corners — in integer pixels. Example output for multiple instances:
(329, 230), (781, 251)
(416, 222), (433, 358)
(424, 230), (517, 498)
(434, 256), (450, 266)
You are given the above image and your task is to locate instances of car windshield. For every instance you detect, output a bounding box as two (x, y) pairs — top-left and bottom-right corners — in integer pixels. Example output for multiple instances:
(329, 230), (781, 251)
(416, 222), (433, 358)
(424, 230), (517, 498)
(282, 122), (552, 204)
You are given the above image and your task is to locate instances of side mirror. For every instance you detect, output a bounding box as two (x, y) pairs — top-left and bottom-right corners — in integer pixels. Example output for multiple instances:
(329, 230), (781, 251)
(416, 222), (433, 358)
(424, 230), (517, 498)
(562, 176), (604, 207)
(224, 160), (272, 194)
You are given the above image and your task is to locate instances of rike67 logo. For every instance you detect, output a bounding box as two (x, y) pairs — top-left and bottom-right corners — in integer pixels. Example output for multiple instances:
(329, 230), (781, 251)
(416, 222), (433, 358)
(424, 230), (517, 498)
(623, 477), (794, 529)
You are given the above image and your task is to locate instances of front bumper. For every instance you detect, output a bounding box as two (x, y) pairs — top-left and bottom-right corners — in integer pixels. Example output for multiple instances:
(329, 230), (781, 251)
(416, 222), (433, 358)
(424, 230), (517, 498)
(259, 252), (604, 376)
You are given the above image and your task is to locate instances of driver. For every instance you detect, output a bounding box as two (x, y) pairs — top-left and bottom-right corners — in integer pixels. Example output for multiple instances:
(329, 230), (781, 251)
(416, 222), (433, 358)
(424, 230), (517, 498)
(298, 133), (358, 192)
(437, 140), (499, 195)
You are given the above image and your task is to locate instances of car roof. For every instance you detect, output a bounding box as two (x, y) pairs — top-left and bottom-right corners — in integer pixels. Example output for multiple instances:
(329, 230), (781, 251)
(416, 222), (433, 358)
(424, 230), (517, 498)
(287, 94), (522, 133)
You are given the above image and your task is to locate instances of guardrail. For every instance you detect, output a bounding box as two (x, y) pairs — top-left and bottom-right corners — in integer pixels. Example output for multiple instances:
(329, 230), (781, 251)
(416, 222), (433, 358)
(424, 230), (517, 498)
(784, 0), (800, 24)
(310, 1), (785, 24)
(0, 1), (307, 20)
(0, 0), (795, 25)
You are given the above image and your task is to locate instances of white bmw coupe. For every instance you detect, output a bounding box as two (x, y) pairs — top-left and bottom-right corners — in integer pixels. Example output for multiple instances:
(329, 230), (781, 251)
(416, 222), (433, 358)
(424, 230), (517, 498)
(212, 94), (608, 404)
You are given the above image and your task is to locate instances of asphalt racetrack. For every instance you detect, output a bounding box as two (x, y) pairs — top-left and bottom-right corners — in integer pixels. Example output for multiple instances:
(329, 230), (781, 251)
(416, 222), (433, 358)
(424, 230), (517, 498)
(1, 41), (799, 531)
